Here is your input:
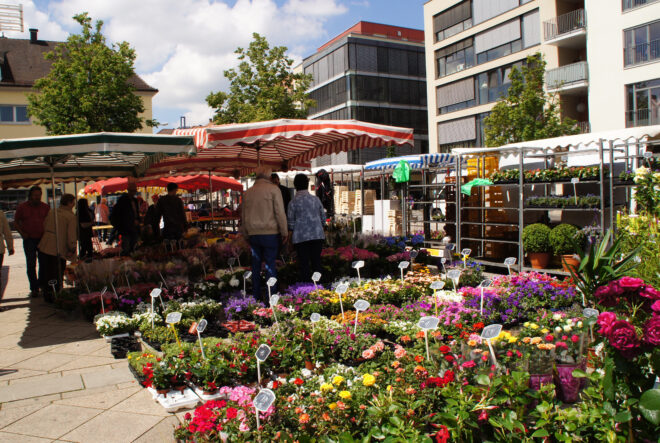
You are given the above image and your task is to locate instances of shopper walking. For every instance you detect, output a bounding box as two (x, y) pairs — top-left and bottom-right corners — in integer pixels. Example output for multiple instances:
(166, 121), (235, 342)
(156, 183), (187, 241)
(315, 169), (334, 218)
(77, 199), (94, 259)
(14, 186), (50, 298)
(287, 174), (325, 282)
(143, 194), (161, 244)
(240, 167), (288, 301)
(38, 194), (77, 301)
(271, 173), (291, 216)
(110, 182), (140, 256)
(95, 198), (110, 241)
(0, 209), (15, 311)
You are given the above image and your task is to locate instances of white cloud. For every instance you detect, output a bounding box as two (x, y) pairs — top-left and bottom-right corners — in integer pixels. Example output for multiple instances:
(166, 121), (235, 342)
(26, 0), (348, 128)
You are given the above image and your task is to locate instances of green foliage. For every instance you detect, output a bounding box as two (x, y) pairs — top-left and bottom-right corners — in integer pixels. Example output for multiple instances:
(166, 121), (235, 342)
(522, 223), (551, 253)
(632, 166), (660, 217)
(27, 13), (147, 134)
(616, 213), (660, 288)
(484, 53), (580, 147)
(206, 33), (314, 123)
(568, 230), (640, 300)
(549, 224), (586, 255)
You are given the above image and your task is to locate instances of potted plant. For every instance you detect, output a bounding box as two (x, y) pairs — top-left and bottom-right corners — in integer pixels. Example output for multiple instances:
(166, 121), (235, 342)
(522, 223), (552, 269)
(549, 224), (586, 273)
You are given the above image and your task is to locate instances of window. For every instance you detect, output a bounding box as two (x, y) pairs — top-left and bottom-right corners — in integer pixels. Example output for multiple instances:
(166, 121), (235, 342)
(475, 19), (522, 64)
(473, 0), (519, 25)
(623, 0), (660, 11)
(626, 78), (660, 127)
(477, 61), (522, 104)
(303, 46), (347, 86)
(433, 1), (472, 42)
(437, 112), (489, 151)
(348, 43), (425, 77)
(308, 77), (348, 115)
(435, 38), (474, 78)
(437, 77), (476, 114)
(624, 20), (660, 66)
(349, 75), (426, 106)
(0, 105), (29, 123)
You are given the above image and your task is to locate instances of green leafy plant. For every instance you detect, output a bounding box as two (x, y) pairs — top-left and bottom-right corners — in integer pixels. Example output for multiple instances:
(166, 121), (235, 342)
(549, 224), (586, 256)
(522, 223), (551, 253)
(616, 213), (660, 288)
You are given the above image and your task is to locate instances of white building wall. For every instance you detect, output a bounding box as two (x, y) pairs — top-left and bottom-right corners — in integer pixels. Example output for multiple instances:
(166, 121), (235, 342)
(586, 0), (660, 132)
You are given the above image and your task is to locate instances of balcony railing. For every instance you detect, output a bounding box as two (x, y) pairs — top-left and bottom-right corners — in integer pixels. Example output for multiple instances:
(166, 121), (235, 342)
(626, 109), (660, 127)
(544, 9), (586, 41)
(576, 121), (591, 134)
(546, 61), (588, 90)
(624, 39), (660, 66)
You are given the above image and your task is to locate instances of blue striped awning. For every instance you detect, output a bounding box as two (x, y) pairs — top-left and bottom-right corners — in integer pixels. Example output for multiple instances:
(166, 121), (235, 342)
(422, 153), (462, 168)
(365, 153), (461, 171)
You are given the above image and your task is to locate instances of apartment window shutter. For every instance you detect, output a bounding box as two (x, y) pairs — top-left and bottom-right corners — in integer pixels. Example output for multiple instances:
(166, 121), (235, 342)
(436, 38), (473, 58)
(434, 1), (472, 33)
(437, 77), (475, 108)
(473, 0), (519, 25)
(474, 19), (521, 54)
(522, 9), (540, 48)
(438, 116), (476, 144)
(357, 45), (377, 72)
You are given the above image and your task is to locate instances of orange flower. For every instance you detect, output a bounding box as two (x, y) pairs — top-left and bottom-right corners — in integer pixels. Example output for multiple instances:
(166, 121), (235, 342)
(299, 413), (310, 424)
(414, 355), (423, 363)
(405, 388), (417, 395)
(295, 407), (303, 414)
(391, 361), (400, 368)
(414, 365), (426, 373)
(416, 331), (425, 339)
(336, 401), (347, 410)
(400, 335), (411, 343)
(322, 413), (330, 421)
(522, 337), (531, 344)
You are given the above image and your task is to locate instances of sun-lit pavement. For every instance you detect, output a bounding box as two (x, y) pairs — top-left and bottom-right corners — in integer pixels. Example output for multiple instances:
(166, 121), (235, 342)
(0, 234), (180, 442)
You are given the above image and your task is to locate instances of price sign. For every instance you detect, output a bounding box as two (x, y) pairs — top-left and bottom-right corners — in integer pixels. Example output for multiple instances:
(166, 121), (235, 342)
(266, 277), (277, 287)
(461, 248), (471, 257)
(270, 294), (280, 306)
(255, 344), (271, 362)
(197, 319), (208, 333)
(310, 313), (321, 323)
(417, 316), (440, 330)
(430, 281), (445, 290)
(352, 260), (364, 269)
(354, 300), (370, 312)
(244, 271), (252, 279)
(228, 257), (236, 266)
(335, 283), (349, 294)
(150, 288), (162, 298)
(480, 324), (502, 340)
(447, 269), (462, 281)
(398, 261), (410, 270)
(311, 272), (321, 283)
(188, 322), (198, 334)
(504, 257), (517, 265)
(583, 308), (599, 318)
(478, 279), (492, 288)
(571, 177), (580, 184)
(166, 312), (182, 324)
(643, 151), (653, 159)
(253, 389), (276, 412)
(410, 250), (419, 260)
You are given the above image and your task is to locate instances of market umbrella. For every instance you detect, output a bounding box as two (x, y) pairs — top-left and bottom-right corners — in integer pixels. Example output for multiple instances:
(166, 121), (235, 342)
(82, 176), (173, 196)
(0, 132), (195, 285)
(168, 175), (243, 192)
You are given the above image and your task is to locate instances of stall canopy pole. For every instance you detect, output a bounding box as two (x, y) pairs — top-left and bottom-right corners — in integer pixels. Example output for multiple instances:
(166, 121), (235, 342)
(49, 162), (62, 292)
(598, 139), (606, 237)
(518, 149), (525, 269)
(209, 170), (214, 225)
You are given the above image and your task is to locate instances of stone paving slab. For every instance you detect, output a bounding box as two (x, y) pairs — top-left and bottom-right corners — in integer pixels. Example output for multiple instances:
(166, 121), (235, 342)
(81, 366), (135, 389)
(0, 431), (51, 442)
(110, 389), (172, 417)
(3, 404), (101, 439)
(52, 356), (118, 372)
(0, 403), (42, 428)
(9, 352), (76, 372)
(134, 416), (181, 443)
(55, 386), (140, 410)
(62, 410), (163, 443)
(0, 373), (84, 402)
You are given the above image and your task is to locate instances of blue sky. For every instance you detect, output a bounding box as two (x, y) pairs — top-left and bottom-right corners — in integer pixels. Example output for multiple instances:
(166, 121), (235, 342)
(17, 0), (428, 129)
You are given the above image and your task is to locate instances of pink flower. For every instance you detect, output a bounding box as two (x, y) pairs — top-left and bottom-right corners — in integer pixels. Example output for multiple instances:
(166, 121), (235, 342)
(643, 316), (660, 346)
(394, 346), (407, 359)
(640, 286), (660, 301)
(597, 312), (617, 335)
(362, 349), (375, 359)
(607, 320), (641, 359)
(652, 300), (660, 314)
(570, 335), (580, 343)
(555, 341), (568, 349)
(461, 360), (476, 369)
(618, 276), (644, 291)
(594, 285), (619, 307)
(373, 341), (385, 352)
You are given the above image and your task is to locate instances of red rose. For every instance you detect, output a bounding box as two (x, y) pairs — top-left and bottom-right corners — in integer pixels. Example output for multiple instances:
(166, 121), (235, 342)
(618, 276), (644, 291)
(439, 345), (451, 354)
(643, 316), (660, 346)
(545, 334), (554, 342)
(594, 285), (619, 307)
(293, 378), (304, 385)
(444, 355), (455, 362)
(597, 312), (617, 335)
(607, 320), (641, 359)
(640, 286), (660, 301)
(570, 335), (580, 343)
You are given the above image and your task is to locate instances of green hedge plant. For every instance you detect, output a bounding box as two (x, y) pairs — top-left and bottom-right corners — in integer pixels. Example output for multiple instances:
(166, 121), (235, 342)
(522, 223), (551, 253)
(549, 224), (586, 256)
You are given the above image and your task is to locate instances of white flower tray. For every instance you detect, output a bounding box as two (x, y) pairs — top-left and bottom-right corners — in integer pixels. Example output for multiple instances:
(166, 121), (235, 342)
(193, 386), (228, 401)
(147, 387), (199, 412)
(103, 332), (130, 343)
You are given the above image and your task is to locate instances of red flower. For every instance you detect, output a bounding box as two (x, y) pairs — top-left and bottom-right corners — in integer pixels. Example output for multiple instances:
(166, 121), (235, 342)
(608, 320), (641, 359)
(415, 355), (423, 363)
(293, 378), (304, 385)
(478, 410), (489, 421)
(435, 425), (450, 443)
(272, 380), (281, 389)
(439, 345), (451, 354)
(444, 355), (455, 363)
(570, 335), (580, 343)
(226, 407), (238, 419)
(545, 334), (554, 342)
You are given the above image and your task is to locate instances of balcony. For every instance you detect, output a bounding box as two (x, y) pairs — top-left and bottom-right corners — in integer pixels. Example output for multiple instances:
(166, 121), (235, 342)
(624, 39), (660, 66)
(546, 61), (588, 95)
(626, 109), (660, 128)
(543, 9), (586, 49)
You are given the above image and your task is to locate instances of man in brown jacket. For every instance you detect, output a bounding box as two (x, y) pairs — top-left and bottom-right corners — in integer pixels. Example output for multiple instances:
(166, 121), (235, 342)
(241, 167), (288, 301)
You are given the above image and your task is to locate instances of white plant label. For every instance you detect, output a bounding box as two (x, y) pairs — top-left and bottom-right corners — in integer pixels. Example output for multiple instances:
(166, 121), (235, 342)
(354, 300), (370, 312)
(253, 389), (275, 412)
(166, 312), (182, 324)
(447, 243), (456, 251)
(430, 281), (445, 290)
(255, 344), (271, 362)
(583, 308), (599, 318)
(352, 260), (364, 269)
(447, 269), (462, 290)
(504, 257), (517, 265)
(571, 177), (580, 184)
(311, 272), (321, 283)
(417, 316), (440, 330)
(228, 257), (236, 266)
(244, 271), (252, 279)
(310, 313), (321, 323)
(644, 151), (653, 159)
(150, 288), (162, 299)
(196, 319), (208, 333)
(398, 261), (410, 270)
(481, 324), (502, 340)
(266, 277), (277, 287)
(478, 279), (492, 288)
(410, 250), (419, 260)
(335, 283), (349, 295)
(269, 294), (280, 306)
(461, 248), (471, 257)
(440, 258), (447, 264)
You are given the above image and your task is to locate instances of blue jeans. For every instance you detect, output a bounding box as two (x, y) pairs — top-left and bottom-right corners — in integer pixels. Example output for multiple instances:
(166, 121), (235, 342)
(249, 234), (280, 301)
(23, 238), (41, 292)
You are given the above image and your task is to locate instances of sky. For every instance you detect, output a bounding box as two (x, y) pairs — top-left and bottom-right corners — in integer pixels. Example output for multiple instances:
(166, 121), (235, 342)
(12, 0), (427, 130)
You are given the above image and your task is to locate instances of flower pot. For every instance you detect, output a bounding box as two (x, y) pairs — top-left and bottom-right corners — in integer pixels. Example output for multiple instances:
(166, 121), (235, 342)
(528, 373), (553, 391)
(528, 252), (551, 269)
(554, 363), (582, 403)
(560, 255), (580, 274)
(305, 360), (314, 370)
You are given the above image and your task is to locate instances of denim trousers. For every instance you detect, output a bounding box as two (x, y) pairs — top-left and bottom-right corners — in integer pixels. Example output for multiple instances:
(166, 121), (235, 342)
(249, 234), (280, 301)
(22, 238), (41, 292)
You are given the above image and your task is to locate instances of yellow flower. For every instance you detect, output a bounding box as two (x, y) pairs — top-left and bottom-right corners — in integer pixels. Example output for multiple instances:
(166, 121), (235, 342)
(320, 383), (334, 393)
(530, 324), (539, 330)
(328, 403), (337, 410)
(362, 374), (376, 387)
(339, 390), (351, 400)
(467, 339), (477, 347)
(541, 328), (549, 334)
(508, 336), (518, 343)
(530, 337), (542, 345)
(387, 385), (393, 392)
(332, 375), (345, 386)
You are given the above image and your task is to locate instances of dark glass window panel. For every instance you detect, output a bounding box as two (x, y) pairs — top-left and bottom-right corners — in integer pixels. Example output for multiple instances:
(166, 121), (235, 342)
(0, 106), (12, 122)
(15, 106), (28, 122)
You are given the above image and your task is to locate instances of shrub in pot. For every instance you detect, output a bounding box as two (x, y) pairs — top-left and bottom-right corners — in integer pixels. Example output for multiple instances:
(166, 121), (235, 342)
(549, 224), (586, 272)
(522, 223), (552, 269)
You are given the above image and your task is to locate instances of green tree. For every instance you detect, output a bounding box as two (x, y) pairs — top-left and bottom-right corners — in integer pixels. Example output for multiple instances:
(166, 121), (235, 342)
(484, 53), (579, 147)
(206, 33), (314, 123)
(28, 12), (150, 134)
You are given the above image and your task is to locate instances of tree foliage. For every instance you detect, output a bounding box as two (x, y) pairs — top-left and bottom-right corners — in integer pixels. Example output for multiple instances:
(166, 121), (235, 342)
(484, 53), (579, 147)
(206, 33), (314, 124)
(28, 12), (150, 135)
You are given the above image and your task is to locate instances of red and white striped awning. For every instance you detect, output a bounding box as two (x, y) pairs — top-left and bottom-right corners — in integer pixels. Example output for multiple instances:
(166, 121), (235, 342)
(173, 119), (414, 169)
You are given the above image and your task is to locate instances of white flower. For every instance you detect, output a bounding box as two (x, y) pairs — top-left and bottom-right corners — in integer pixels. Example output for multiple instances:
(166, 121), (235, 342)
(555, 326), (562, 333)
(229, 277), (239, 287)
(552, 313), (562, 321)
(563, 325), (572, 332)
(577, 321), (583, 328)
(301, 368), (312, 378)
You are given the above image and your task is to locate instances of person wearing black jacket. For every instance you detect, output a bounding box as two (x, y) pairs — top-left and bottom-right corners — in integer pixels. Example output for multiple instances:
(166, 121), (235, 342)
(110, 182), (140, 256)
(156, 183), (187, 241)
(271, 173), (291, 216)
(77, 199), (94, 259)
(315, 169), (334, 218)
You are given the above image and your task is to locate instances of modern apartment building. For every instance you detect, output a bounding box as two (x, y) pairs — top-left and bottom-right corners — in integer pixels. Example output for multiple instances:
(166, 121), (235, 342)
(301, 22), (428, 166)
(424, 0), (660, 152)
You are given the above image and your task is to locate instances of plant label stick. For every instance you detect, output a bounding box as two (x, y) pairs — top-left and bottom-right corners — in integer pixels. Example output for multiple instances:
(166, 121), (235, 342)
(228, 257), (236, 273)
(110, 280), (118, 299)
(481, 324), (502, 366)
(504, 257), (517, 275)
(99, 286), (107, 314)
(266, 277), (277, 300)
(149, 288), (162, 328)
(269, 294), (280, 330)
(440, 257), (447, 274)
(460, 248), (471, 269)
(311, 272), (321, 291)
(447, 269), (462, 291)
(398, 261), (410, 280)
(571, 177), (579, 205)
(253, 389), (276, 433)
(166, 312), (183, 348)
(124, 272), (131, 290)
(478, 279), (492, 315)
(352, 260), (364, 284)
(158, 271), (168, 289)
(583, 308), (599, 341)
(430, 280), (445, 315)
(335, 283), (349, 321)
(417, 316), (439, 361)
(255, 344), (271, 385)
(353, 300), (370, 334)
(196, 319), (208, 359)
(242, 271), (252, 297)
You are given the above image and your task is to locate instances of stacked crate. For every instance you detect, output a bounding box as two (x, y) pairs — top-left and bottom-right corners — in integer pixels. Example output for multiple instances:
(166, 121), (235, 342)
(353, 190), (375, 215)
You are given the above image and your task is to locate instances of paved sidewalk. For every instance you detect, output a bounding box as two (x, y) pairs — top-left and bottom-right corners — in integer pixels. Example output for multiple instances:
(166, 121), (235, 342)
(0, 234), (180, 442)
